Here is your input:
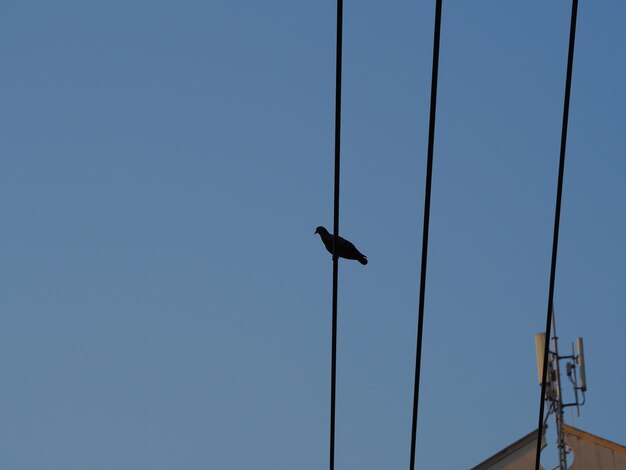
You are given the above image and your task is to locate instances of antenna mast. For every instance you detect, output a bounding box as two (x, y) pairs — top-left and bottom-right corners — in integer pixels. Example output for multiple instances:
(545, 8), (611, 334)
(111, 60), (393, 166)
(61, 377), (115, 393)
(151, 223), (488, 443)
(551, 310), (567, 470)
(534, 309), (587, 470)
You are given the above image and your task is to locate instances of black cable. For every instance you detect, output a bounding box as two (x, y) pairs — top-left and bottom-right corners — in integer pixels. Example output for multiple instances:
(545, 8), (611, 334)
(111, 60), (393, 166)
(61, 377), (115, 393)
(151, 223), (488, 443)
(329, 1), (343, 469)
(534, 1), (579, 469)
(409, 2), (442, 469)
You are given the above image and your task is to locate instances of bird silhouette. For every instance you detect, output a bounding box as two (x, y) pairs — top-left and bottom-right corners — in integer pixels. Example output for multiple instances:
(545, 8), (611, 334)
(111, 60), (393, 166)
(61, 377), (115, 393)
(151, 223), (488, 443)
(315, 226), (368, 265)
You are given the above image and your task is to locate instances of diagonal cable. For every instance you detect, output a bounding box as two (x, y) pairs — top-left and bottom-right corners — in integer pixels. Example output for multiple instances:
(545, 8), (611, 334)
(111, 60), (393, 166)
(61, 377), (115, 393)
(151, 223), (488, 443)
(534, 1), (579, 469)
(409, 1), (443, 469)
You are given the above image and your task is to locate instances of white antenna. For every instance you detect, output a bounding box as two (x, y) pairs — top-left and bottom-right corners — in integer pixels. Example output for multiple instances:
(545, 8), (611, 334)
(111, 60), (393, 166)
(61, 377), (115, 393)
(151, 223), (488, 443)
(535, 333), (546, 385)
(577, 337), (587, 392)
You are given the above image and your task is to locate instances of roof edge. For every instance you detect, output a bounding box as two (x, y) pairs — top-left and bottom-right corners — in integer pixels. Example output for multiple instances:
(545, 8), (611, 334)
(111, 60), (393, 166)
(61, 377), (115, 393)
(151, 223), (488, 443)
(470, 428), (542, 470)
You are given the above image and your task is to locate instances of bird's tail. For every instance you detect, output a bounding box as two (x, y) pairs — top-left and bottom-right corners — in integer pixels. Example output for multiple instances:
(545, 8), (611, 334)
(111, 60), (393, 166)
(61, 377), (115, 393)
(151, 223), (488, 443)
(358, 255), (368, 265)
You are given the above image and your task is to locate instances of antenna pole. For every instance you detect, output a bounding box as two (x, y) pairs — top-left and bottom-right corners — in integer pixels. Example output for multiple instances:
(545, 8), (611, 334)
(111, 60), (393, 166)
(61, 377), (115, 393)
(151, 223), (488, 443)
(551, 310), (567, 470)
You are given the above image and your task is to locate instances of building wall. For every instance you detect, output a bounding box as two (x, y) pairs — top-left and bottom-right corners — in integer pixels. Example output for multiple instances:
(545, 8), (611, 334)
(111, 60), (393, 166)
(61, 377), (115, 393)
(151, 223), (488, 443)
(564, 424), (626, 470)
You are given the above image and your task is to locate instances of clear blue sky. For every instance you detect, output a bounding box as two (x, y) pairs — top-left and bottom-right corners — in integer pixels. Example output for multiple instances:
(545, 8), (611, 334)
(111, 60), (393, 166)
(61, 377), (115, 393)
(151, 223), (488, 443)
(1, 1), (625, 469)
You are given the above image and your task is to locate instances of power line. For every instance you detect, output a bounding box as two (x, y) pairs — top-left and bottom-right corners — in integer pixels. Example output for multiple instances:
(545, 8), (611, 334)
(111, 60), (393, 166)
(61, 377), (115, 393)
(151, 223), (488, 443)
(409, 1), (443, 469)
(535, 1), (579, 469)
(329, 0), (343, 469)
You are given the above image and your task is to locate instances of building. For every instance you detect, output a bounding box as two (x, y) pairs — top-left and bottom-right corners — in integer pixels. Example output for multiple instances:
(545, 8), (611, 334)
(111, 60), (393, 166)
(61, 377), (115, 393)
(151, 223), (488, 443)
(471, 425), (626, 470)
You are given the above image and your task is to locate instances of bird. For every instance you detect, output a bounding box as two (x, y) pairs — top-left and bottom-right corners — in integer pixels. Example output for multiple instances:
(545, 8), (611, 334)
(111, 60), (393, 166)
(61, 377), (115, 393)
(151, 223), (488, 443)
(315, 226), (368, 265)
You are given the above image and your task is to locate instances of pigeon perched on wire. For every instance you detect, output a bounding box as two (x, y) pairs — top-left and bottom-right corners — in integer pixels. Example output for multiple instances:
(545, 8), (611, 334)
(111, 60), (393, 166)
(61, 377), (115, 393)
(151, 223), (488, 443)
(315, 226), (368, 265)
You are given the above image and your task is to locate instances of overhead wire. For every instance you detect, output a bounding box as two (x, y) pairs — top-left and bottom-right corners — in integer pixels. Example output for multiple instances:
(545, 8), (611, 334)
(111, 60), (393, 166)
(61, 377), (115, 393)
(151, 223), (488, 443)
(329, 1), (343, 469)
(409, 1), (443, 469)
(534, 1), (580, 469)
